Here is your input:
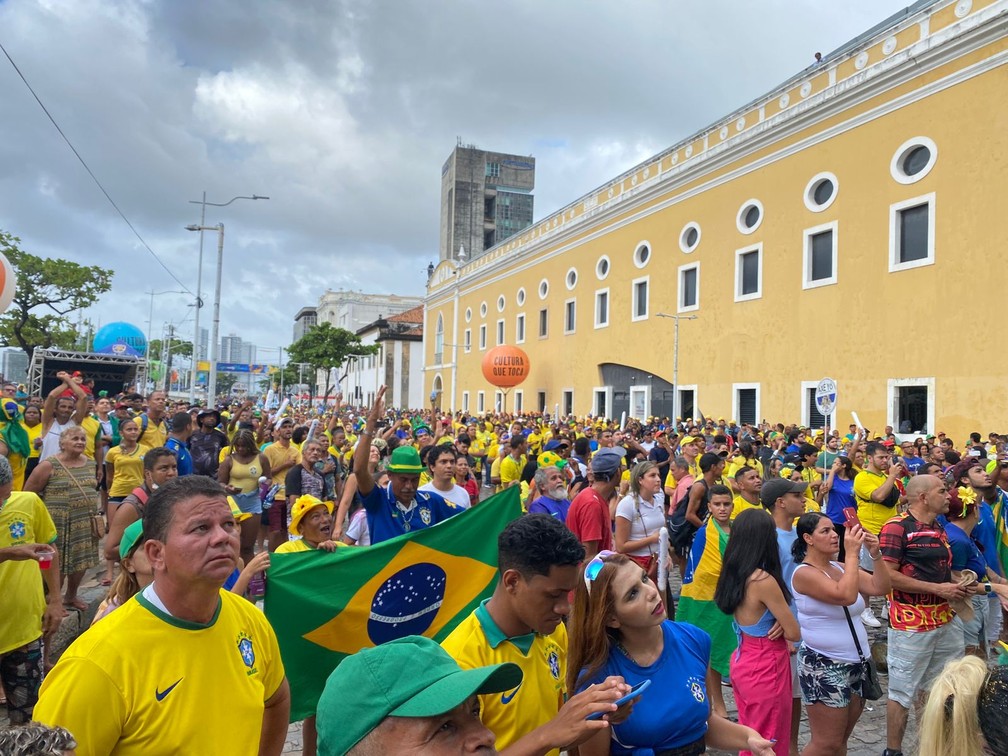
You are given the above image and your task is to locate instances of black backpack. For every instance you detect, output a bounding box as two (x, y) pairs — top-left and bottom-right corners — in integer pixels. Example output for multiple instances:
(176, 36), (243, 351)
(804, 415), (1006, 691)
(666, 479), (710, 549)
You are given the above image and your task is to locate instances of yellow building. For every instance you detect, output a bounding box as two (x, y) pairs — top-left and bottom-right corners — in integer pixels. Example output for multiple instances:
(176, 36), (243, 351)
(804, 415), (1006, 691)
(425, 0), (1008, 442)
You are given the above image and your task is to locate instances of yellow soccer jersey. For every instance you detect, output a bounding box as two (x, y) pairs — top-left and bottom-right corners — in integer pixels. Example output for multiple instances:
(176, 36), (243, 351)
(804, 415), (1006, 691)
(500, 454), (526, 488)
(442, 600), (566, 756)
(0, 492), (57, 654)
(275, 538), (347, 553)
(136, 414), (168, 449)
(732, 493), (762, 519)
(34, 589), (285, 756)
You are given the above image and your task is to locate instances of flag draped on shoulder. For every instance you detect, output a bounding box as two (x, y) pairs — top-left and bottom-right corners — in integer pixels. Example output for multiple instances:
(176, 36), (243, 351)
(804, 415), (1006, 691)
(265, 487), (522, 720)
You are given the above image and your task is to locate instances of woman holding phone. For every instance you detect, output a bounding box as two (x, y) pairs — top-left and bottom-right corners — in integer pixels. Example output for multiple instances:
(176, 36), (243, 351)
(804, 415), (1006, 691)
(567, 550), (777, 756)
(789, 513), (891, 756)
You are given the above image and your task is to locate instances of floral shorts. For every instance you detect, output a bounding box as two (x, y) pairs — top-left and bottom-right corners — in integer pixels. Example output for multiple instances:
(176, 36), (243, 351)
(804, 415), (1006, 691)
(797, 644), (867, 708)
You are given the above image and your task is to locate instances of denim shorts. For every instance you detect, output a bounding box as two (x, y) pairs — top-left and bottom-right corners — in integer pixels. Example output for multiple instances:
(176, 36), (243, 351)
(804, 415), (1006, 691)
(887, 623), (964, 708)
(233, 490), (262, 516)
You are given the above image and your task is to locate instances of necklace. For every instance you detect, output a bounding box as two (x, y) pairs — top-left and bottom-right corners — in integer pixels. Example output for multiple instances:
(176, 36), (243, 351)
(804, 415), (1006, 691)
(615, 640), (640, 666)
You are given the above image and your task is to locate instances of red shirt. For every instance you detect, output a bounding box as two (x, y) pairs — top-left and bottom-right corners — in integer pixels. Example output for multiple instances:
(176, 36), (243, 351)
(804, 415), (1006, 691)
(567, 486), (613, 552)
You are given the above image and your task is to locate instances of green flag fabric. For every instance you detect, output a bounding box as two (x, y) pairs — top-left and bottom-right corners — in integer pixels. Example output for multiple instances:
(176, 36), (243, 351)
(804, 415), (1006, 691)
(264, 487), (522, 721)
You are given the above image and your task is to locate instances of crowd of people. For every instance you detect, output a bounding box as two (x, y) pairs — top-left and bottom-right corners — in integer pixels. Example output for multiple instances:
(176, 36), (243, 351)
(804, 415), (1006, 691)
(2, 371), (1008, 754)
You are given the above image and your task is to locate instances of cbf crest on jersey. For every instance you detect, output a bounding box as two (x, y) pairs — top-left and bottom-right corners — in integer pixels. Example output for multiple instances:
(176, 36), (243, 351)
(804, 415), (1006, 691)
(9, 519), (26, 540)
(237, 631), (258, 676)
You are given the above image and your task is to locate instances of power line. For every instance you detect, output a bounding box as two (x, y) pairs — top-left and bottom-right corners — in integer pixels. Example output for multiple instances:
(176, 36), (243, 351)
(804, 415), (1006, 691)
(0, 39), (195, 296)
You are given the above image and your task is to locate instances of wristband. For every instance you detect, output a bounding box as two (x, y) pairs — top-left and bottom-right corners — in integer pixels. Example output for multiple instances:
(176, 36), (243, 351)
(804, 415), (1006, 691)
(870, 551), (883, 560)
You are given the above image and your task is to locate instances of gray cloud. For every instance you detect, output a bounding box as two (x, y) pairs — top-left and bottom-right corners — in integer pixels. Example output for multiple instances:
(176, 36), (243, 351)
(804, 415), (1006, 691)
(0, 0), (909, 351)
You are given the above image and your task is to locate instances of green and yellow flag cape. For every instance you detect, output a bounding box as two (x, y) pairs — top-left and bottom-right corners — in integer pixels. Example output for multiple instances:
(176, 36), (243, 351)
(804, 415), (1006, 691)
(265, 487), (522, 720)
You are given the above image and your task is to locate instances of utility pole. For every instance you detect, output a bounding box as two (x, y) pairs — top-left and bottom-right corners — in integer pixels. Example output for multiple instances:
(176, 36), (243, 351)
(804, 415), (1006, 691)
(163, 324), (175, 393)
(656, 313), (697, 422)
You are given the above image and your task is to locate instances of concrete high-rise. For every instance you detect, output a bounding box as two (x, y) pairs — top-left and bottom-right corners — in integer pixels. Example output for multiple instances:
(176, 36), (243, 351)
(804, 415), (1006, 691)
(439, 143), (535, 262)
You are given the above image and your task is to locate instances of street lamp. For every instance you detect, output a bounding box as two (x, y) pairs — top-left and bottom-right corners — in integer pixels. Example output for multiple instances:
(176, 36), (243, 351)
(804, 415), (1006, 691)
(145, 290), (189, 357)
(656, 313), (697, 423)
(186, 193), (269, 404)
(185, 223), (225, 405)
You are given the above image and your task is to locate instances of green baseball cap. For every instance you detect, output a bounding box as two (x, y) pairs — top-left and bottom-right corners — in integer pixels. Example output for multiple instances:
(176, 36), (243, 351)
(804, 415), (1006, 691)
(386, 445), (425, 475)
(317, 635), (521, 755)
(119, 519), (144, 560)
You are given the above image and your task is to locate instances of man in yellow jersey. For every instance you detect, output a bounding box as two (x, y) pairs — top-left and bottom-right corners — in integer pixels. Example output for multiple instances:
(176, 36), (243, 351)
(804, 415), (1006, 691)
(135, 390), (169, 449)
(35, 475), (290, 756)
(853, 440), (905, 628)
(500, 434), (527, 489)
(441, 514), (630, 755)
(317, 635), (522, 755)
(732, 465), (764, 518)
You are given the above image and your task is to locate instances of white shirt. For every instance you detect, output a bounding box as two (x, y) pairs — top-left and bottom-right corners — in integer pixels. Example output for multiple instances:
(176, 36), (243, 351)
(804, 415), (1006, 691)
(614, 492), (666, 557)
(40, 418), (78, 461)
(791, 562), (869, 663)
(418, 482), (471, 510)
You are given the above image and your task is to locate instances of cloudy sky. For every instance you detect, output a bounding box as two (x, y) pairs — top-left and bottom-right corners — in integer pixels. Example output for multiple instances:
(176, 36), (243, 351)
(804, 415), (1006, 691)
(0, 0), (911, 358)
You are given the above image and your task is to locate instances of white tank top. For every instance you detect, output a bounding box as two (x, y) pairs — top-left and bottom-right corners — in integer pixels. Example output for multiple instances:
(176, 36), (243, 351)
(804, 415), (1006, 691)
(791, 561), (869, 664)
(40, 419), (77, 462)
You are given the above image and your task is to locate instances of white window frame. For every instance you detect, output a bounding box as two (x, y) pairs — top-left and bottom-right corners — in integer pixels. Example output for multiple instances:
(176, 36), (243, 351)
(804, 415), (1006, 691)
(629, 384), (651, 421)
(736, 199), (764, 235)
(462, 391), (470, 412)
(804, 171), (839, 213)
(887, 377), (935, 437)
(732, 382), (761, 426)
(734, 243), (763, 302)
(478, 324), (487, 351)
(513, 389), (524, 413)
(679, 222), (701, 253)
(593, 386), (613, 419)
(890, 136), (938, 185)
(594, 288), (610, 329)
(631, 275), (650, 322)
(678, 262), (700, 313)
(595, 255), (611, 280)
(564, 298), (577, 335)
(537, 391), (547, 413)
(495, 390), (504, 412)
(676, 384), (698, 422)
(496, 319), (504, 346)
(889, 192), (935, 273)
(633, 240), (652, 268)
(538, 308), (548, 339)
(477, 390), (485, 413)
(800, 380), (836, 429)
(515, 313), (526, 344)
(802, 220), (838, 289)
(463, 328), (471, 353)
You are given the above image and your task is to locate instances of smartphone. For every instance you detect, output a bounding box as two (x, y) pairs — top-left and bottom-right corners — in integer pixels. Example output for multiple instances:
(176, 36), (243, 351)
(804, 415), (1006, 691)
(969, 449), (982, 458)
(843, 507), (861, 528)
(586, 679), (651, 720)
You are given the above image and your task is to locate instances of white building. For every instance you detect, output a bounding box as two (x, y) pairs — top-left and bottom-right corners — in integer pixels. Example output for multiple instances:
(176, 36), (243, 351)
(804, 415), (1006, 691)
(315, 290), (423, 333)
(0, 348), (28, 384)
(342, 306), (425, 410)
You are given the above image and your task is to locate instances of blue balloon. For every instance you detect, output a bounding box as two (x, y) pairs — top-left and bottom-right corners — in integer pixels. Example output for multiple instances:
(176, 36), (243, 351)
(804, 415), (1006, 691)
(93, 322), (147, 358)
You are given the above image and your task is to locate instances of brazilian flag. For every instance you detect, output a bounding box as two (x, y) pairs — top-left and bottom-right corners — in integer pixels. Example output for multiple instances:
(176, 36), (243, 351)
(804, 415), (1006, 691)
(265, 487), (522, 720)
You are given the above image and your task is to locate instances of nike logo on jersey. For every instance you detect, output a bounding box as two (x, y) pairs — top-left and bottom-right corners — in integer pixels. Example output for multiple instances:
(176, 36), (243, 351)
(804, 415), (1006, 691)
(155, 678), (183, 701)
(500, 682), (522, 704)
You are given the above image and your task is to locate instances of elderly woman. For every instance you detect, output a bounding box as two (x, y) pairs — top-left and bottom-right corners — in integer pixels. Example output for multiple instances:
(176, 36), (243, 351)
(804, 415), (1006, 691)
(24, 425), (100, 611)
(276, 495), (344, 553)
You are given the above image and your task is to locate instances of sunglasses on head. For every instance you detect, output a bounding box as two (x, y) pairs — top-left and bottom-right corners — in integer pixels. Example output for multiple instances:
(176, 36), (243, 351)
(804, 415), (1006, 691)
(583, 550), (618, 593)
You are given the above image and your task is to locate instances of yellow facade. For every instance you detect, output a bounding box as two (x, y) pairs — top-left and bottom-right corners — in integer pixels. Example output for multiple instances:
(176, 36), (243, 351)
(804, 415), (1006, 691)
(425, 0), (1008, 441)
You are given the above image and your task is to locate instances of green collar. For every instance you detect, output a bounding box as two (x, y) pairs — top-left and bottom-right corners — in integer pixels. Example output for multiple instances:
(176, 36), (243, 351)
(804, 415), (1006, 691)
(136, 591), (222, 630)
(475, 599), (536, 655)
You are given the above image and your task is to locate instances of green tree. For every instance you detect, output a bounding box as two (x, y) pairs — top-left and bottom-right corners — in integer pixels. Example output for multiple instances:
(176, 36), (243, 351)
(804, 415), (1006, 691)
(0, 231), (114, 362)
(288, 323), (378, 402)
(256, 364), (299, 393)
(215, 373), (240, 396)
(148, 338), (193, 361)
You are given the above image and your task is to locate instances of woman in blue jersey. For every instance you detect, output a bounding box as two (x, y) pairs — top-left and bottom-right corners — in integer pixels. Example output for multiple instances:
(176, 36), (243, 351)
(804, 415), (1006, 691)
(817, 455), (856, 560)
(567, 551), (776, 756)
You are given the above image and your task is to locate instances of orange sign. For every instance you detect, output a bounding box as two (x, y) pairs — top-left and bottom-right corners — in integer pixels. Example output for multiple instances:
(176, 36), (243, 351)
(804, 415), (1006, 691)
(481, 345), (530, 388)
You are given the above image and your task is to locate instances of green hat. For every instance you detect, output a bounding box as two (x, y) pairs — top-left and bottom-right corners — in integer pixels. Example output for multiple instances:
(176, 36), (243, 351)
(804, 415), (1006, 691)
(317, 636), (521, 755)
(119, 520), (144, 560)
(386, 445), (425, 475)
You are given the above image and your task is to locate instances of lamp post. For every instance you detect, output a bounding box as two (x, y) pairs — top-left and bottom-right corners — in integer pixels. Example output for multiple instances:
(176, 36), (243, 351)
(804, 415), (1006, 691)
(656, 313), (697, 423)
(185, 223), (225, 405)
(145, 289), (188, 357)
(186, 193), (268, 404)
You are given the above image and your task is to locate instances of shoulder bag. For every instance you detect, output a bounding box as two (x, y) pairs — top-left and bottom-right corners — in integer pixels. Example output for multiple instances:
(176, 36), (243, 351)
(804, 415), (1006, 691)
(841, 604), (883, 700)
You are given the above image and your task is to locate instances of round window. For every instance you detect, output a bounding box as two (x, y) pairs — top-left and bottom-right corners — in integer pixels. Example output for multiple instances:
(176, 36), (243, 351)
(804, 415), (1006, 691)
(565, 268), (578, 290)
(803, 172), (839, 212)
(516, 288), (526, 306)
(890, 137), (937, 184)
(538, 279), (549, 299)
(497, 295), (505, 312)
(480, 302), (487, 317)
(679, 223), (701, 253)
(736, 200), (764, 234)
(633, 242), (651, 268)
(464, 307), (472, 323)
(596, 256), (610, 280)
(902, 146), (931, 176)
